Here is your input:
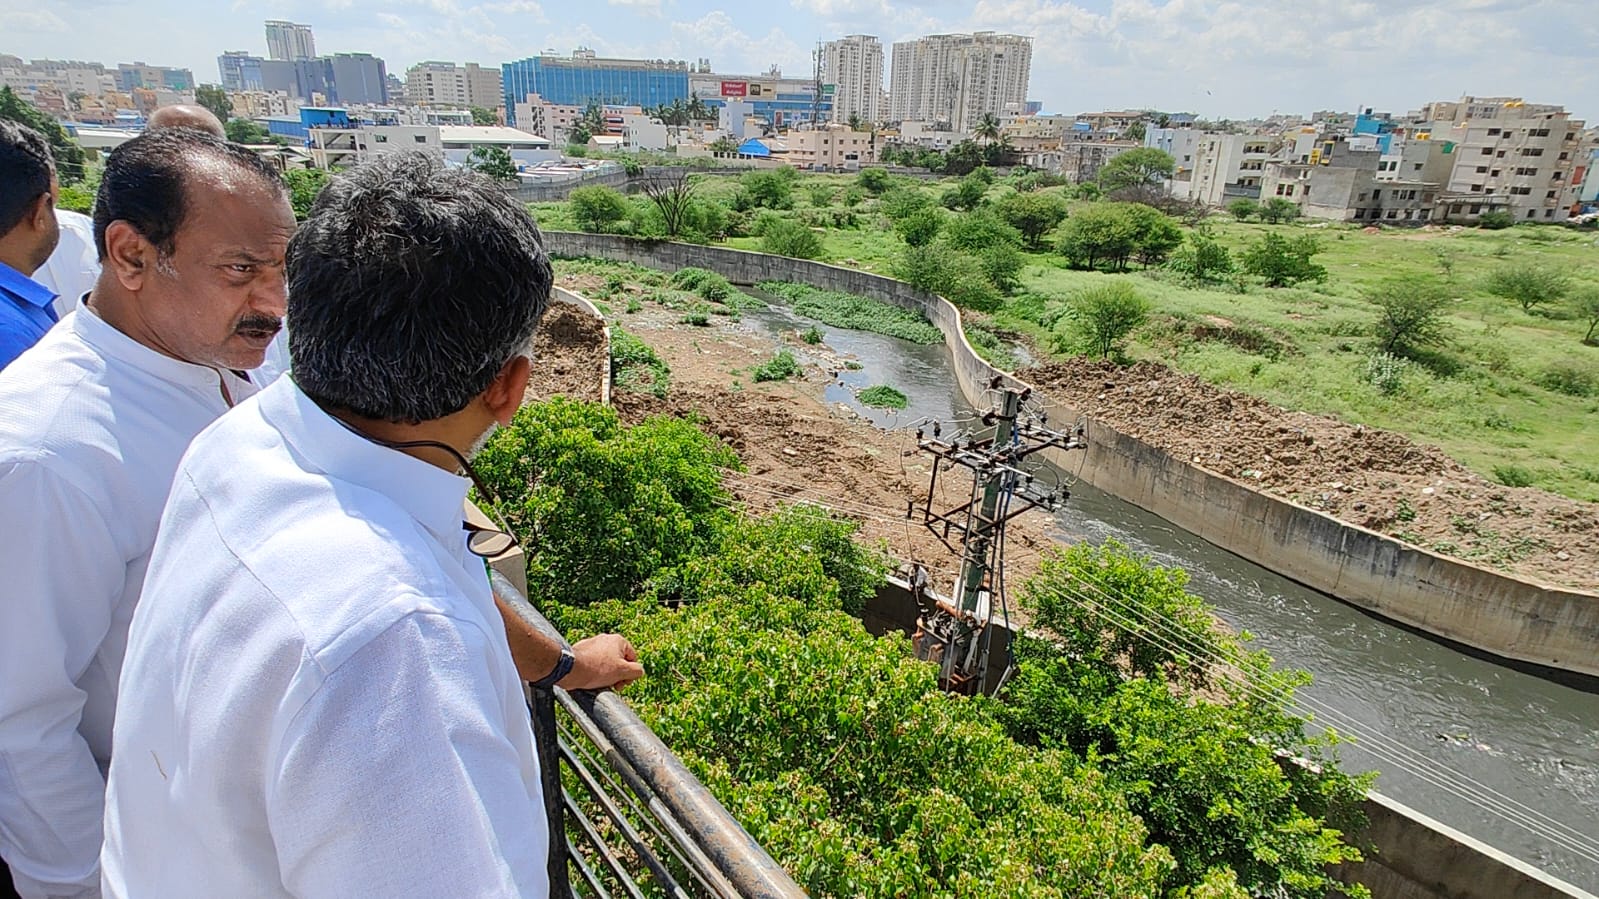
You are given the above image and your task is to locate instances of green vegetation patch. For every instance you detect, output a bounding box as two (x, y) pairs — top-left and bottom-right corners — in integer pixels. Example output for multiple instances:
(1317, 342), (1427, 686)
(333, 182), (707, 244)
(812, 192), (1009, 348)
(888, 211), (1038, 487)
(752, 349), (803, 383)
(609, 327), (670, 397)
(757, 281), (942, 345)
(856, 384), (909, 409)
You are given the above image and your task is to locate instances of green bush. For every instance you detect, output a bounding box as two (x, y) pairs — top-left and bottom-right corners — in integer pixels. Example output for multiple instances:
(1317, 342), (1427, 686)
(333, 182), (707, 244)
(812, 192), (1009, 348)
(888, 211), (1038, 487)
(856, 166), (892, 194)
(1363, 352), (1409, 396)
(940, 172), (989, 211)
(892, 243), (1001, 311)
(943, 208), (1023, 252)
(1478, 210), (1514, 230)
(761, 219), (825, 260)
(893, 207), (943, 247)
(736, 169), (796, 210)
(283, 168), (330, 221)
(800, 326), (823, 345)
(994, 190), (1069, 249)
(755, 281), (942, 344)
(472, 398), (738, 606)
(1368, 281), (1452, 356)
(681, 310), (711, 326)
(1492, 464), (1536, 487)
(878, 186), (935, 222)
(752, 349), (803, 382)
(1167, 231), (1235, 284)
(1259, 197), (1300, 224)
(1484, 264), (1570, 313)
(608, 326), (671, 397)
(1227, 198), (1259, 221)
(669, 267), (744, 304)
(856, 384), (908, 409)
(1537, 360), (1598, 397)
(1061, 280), (1150, 359)
(1058, 203), (1181, 272)
(569, 185), (632, 233)
(1241, 232), (1328, 287)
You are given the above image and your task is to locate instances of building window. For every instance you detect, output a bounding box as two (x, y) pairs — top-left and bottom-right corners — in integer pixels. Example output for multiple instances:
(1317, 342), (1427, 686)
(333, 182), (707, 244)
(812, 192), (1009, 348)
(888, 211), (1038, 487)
(1547, 209), (1556, 218)
(1559, 151), (1570, 160)
(1358, 191), (1368, 201)
(1450, 204), (1463, 214)
(1548, 190), (1557, 198)
(1521, 148), (1544, 156)
(1387, 210), (1398, 219)
(1469, 204), (1482, 214)
(1487, 128), (1500, 136)
(375, 134), (388, 142)
(1481, 147), (1493, 155)
(414, 135), (427, 143)
(1471, 184), (1483, 192)
(1353, 208), (1365, 219)
(1515, 167), (1537, 176)
(1476, 165), (1488, 173)
(1527, 210), (1535, 219)
(1372, 190), (1381, 201)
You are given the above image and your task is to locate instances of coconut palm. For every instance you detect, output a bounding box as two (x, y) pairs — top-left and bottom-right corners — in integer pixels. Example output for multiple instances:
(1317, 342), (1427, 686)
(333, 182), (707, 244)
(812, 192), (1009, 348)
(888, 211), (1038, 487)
(974, 112), (1002, 144)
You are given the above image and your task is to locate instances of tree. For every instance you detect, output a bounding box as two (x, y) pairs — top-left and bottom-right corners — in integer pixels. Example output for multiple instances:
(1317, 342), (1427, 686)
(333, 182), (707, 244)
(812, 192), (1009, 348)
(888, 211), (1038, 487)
(1097, 148), (1175, 192)
(568, 185), (632, 233)
(942, 140), (985, 175)
(469, 105), (497, 125)
(893, 207), (942, 247)
(467, 145), (518, 182)
(1064, 281), (1150, 359)
(738, 169), (795, 210)
(1259, 197), (1300, 224)
(878, 186), (933, 222)
(1167, 231), (1235, 284)
(1241, 232), (1327, 287)
(847, 112), (863, 131)
(1059, 204), (1140, 271)
(224, 117), (270, 144)
(974, 112), (1001, 144)
(940, 172), (988, 210)
(759, 219), (824, 260)
(1123, 120), (1146, 143)
(856, 166), (892, 195)
(1127, 204), (1183, 268)
(195, 85), (232, 123)
(1577, 288), (1599, 346)
(640, 170), (701, 239)
(994, 190), (1069, 249)
(893, 242), (1001, 311)
(1484, 264), (1570, 314)
(943, 208), (1021, 252)
(1369, 281), (1453, 356)
(1227, 198), (1258, 221)
(0, 86), (86, 183)
(567, 124), (592, 146)
(282, 168), (330, 220)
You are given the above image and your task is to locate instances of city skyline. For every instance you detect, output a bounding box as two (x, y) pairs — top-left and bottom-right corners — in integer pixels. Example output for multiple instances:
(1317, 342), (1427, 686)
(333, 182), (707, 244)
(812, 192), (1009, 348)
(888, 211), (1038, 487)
(2, 0), (1594, 121)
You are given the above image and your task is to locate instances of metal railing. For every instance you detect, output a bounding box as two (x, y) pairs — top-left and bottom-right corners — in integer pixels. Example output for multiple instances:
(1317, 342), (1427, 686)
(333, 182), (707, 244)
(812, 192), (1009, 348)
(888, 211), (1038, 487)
(490, 572), (806, 899)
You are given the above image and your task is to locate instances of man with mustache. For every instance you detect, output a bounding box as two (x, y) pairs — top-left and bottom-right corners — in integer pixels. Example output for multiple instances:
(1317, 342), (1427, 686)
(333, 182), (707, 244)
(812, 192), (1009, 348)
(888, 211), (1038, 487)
(0, 128), (293, 899)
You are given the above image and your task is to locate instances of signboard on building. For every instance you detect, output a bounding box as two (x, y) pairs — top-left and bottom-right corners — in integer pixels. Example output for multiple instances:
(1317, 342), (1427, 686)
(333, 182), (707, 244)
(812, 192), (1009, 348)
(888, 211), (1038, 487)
(720, 80), (747, 97)
(821, 83), (835, 96)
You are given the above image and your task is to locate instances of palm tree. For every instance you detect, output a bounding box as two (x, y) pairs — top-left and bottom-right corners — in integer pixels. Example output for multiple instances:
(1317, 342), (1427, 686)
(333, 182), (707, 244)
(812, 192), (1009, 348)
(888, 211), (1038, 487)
(974, 112), (1001, 144)
(847, 112), (863, 132)
(688, 92), (710, 123)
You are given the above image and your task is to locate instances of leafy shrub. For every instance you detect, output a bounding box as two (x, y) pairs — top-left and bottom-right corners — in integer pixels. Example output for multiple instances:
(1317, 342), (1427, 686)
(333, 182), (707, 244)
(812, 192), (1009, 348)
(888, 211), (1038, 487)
(756, 281), (942, 344)
(1227, 198), (1258, 221)
(1484, 264), (1570, 313)
(1057, 203), (1177, 272)
(994, 190), (1069, 248)
(608, 326), (671, 397)
(668, 267), (753, 306)
(472, 398), (737, 606)
(681, 310), (711, 326)
(1368, 281), (1452, 356)
(1241, 232), (1327, 287)
(800, 326), (823, 345)
(568, 185), (632, 233)
(807, 184), (833, 207)
(892, 243), (1001, 311)
(856, 166), (892, 194)
(943, 208), (1023, 252)
(1492, 464), (1536, 488)
(963, 322), (1019, 370)
(1061, 280), (1150, 359)
(283, 168), (330, 221)
(752, 349), (803, 382)
(1537, 360), (1598, 397)
(736, 169), (796, 210)
(1259, 197), (1300, 224)
(1575, 288), (1599, 345)
(877, 186), (935, 222)
(893, 207), (943, 247)
(939, 172), (989, 210)
(760, 219), (825, 260)
(1478, 210), (1514, 230)
(1363, 352), (1409, 395)
(1167, 231), (1235, 284)
(975, 243), (1026, 293)
(856, 384), (908, 409)
(57, 183), (94, 215)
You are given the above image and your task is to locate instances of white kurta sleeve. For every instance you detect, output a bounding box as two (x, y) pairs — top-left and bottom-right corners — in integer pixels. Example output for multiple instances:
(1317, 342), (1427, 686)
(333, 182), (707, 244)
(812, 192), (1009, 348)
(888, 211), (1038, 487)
(0, 462), (123, 899)
(267, 610), (548, 899)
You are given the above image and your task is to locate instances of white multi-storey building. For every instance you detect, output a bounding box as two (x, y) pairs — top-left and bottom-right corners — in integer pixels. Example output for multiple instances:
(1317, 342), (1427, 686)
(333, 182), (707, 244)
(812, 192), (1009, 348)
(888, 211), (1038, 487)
(404, 61), (504, 110)
(1413, 97), (1587, 223)
(264, 20), (316, 62)
(888, 32), (1031, 133)
(821, 35), (883, 126)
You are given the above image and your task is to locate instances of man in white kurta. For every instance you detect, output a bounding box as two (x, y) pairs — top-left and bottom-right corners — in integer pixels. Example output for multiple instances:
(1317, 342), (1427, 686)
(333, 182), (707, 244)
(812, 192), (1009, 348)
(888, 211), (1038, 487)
(104, 151), (572, 897)
(101, 376), (549, 897)
(0, 130), (292, 899)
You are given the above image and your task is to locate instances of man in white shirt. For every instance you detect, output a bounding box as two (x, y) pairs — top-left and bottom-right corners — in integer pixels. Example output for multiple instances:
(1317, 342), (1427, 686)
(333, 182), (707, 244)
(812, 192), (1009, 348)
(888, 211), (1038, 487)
(103, 152), (569, 896)
(0, 129), (294, 898)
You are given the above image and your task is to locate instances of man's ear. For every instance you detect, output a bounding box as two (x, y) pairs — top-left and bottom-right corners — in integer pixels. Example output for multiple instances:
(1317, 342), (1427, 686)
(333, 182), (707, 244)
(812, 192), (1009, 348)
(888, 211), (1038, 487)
(102, 221), (154, 292)
(484, 354), (532, 426)
(30, 191), (55, 232)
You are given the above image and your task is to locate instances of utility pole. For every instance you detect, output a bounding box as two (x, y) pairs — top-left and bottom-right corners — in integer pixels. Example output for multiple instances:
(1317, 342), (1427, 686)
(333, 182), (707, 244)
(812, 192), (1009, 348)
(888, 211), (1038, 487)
(908, 378), (1085, 695)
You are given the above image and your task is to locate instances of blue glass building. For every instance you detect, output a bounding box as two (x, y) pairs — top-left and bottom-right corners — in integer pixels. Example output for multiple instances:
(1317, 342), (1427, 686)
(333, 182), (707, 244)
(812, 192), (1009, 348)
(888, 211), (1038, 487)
(503, 55), (689, 125)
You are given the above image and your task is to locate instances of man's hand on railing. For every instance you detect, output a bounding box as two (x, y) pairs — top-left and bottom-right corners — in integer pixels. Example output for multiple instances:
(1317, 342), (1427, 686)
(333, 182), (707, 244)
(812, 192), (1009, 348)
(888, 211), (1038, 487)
(562, 634), (645, 691)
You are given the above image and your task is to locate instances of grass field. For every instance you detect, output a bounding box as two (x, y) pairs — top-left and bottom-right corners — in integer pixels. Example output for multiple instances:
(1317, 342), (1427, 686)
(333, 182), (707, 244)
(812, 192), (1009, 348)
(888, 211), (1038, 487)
(535, 171), (1599, 501)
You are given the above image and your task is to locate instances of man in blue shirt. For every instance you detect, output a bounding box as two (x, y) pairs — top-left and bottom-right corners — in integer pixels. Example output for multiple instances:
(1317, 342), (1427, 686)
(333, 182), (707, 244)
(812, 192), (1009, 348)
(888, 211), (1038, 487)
(0, 120), (62, 370)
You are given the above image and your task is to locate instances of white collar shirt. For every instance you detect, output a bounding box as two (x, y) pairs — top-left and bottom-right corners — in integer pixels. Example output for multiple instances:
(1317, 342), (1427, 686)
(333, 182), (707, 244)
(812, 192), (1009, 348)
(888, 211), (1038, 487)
(0, 307), (254, 899)
(101, 378), (549, 899)
(35, 210), (99, 320)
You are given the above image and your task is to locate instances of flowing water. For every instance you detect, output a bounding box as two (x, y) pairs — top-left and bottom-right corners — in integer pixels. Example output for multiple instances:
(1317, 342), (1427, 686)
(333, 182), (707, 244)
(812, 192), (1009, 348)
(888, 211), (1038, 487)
(738, 298), (1599, 890)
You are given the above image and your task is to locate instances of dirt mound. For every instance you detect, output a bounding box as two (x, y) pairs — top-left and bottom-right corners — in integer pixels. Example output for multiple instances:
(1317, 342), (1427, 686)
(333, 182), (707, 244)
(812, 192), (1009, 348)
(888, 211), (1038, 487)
(1021, 358), (1599, 591)
(526, 302), (607, 405)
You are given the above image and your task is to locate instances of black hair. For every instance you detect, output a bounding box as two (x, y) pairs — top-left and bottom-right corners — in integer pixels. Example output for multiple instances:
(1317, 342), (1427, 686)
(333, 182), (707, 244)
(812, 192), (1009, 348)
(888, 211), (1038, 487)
(92, 127), (286, 260)
(0, 120), (54, 235)
(286, 152), (553, 423)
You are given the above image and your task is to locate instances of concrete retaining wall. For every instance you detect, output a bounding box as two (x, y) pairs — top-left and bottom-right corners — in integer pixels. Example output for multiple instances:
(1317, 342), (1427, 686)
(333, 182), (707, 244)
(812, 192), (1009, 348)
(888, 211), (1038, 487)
(513, 167), (629, 203)
(541, 230), (1599, 680)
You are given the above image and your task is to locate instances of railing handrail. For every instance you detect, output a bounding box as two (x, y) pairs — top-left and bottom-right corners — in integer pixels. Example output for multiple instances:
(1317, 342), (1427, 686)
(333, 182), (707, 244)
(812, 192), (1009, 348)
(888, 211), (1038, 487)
(490, 571), (806, 899)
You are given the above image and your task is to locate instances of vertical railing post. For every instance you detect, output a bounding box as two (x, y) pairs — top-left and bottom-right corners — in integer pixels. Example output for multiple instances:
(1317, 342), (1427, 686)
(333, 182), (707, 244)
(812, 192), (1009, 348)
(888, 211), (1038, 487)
(529, 685), (572, 897)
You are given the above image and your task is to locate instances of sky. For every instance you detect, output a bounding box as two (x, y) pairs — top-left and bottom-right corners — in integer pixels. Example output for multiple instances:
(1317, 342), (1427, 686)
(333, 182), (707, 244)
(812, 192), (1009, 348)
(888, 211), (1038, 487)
(3, 0), (1596, 122)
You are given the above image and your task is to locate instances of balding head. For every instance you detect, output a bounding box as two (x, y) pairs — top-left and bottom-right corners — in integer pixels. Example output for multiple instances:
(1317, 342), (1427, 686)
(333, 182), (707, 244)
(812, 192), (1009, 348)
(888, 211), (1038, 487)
(147, 104), (226, 138)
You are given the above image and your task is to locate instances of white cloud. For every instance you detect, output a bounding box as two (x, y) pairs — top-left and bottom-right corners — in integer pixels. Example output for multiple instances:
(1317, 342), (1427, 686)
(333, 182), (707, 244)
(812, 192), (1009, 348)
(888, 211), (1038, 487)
(606, 0), (663, 16)
(0, 9), (69, 31)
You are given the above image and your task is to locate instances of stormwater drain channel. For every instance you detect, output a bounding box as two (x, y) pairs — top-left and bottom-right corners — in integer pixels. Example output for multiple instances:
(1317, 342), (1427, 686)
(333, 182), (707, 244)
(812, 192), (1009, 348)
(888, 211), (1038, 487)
(738, 296), (1599, 890)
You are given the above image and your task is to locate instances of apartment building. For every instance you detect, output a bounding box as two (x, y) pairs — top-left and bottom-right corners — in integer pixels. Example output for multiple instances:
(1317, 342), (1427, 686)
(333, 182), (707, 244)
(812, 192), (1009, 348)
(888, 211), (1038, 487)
(1184, 132), (1274, 204)
(218, 51), (265, 92)
(1415, 97), (1586, 223)
(1262, 136), (1439, 224)
(404, 61), (503, 109)
(513, 93), (582, 143)
(230, 90), (298, 118)
(265, 20), (316, 62)
(116, 62), (194, 92)
(821, 35), (883, 125)
(785, 124), (876, 169)
(888, 32), (1032, 133)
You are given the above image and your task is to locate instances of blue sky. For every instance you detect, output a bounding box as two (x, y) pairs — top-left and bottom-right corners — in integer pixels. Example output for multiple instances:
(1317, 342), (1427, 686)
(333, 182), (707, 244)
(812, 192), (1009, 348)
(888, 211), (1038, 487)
(4, 0), (1595, 120)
